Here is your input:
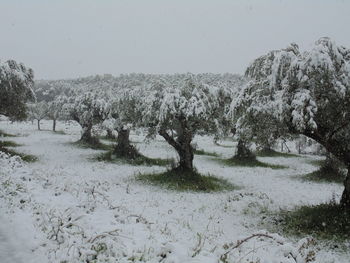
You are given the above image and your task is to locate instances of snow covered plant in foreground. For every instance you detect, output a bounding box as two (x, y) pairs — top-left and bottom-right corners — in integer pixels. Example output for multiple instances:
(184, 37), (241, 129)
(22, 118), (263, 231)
(136, 74), (230, 171)
(0, 59), (35, 120)
(67, 92), (110, 144)
(231, 37), (350, 208)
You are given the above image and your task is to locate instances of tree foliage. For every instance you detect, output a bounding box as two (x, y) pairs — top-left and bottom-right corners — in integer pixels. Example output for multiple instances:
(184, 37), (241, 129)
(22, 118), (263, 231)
(0, 60), (35, 120)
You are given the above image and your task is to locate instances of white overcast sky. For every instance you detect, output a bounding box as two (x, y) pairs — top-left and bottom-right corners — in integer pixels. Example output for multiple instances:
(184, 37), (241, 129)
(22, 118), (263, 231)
(1, 0), (350, 80)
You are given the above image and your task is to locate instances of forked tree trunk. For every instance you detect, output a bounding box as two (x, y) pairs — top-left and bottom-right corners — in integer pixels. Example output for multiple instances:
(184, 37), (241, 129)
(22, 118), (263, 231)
(37, 120), (41, 130)
(53, 119), (56, 132)
(159, 120), (194, 171)
(340, 168), (350, 209)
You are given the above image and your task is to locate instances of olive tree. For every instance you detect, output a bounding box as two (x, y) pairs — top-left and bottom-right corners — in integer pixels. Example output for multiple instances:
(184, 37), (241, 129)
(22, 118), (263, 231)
(68, 92), (109, 144)
(0, 60), (35, 120)
(47, 95), (67, 131)
(136, 75), (227, 172)
(27, 101), (49, 130)
(231, 38), (350, 208)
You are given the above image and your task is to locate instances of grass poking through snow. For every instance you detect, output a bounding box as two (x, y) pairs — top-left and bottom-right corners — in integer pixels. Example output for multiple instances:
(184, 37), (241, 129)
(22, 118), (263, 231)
(276, 202), (350, 242)
(0, 145), (38, 162)
(136, 168), (238, 192)
(256, 149), (299, 158)
(0, 130), (17, 137)
(194, 148), (219, 157)
(216, 157), (287, 169)
(0, 140), (22, 147)
(95, 151), (171, 166)
(70, 140), (114, 151)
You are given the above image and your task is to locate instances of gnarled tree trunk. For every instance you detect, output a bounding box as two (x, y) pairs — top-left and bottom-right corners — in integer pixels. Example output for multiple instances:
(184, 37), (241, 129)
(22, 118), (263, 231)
(53, 119), (56, 132)
(340, 168), (350, 209)
(159, 119), (194, 171)
(80, 123), (98, 145)
(37, 120), (41, 130)
(113, 128), (140, 159)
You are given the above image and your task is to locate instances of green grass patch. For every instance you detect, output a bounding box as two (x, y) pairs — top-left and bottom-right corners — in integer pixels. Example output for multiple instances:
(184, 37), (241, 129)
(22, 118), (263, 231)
(70, 140), (113, 151)
(95, 151), (171, 166)
(0, 140), (21, 147)
(307, 158), (325, 167)
(0, 146), (38, 162)
(256, 149), (299, 158)
(53, 130), (66, 135)
(217, 157), (287, 169)
(0, 130), (17, 137)
(276, 202), (350, 242)
(98, 135), (116, 142)
(299, 169), (346, 184)
(135, 168), (238, 192)
(194, 148), (219, 157)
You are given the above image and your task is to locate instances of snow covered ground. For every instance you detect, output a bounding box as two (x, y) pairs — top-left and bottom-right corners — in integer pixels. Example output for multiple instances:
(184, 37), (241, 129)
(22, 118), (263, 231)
(0, 120), (348, 263)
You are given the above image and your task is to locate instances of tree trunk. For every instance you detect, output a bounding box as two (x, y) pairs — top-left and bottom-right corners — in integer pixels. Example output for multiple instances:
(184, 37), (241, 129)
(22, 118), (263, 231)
(53, 119), (56, 132)
(340, 168), (350, 209)
(80, 124), (98, 145)
(106, 128), (115, 139)
(113, 128), (139, 159)
(177, 139), (194, 171)
(159, 122), (194, 171)
(37, 120), (41, 130)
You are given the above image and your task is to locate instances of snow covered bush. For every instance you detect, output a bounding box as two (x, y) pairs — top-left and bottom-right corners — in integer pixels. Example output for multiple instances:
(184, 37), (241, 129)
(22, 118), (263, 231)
(0, 60), (35, 120)
(231, 37), (350, 208)
(67, 92), (110, 144)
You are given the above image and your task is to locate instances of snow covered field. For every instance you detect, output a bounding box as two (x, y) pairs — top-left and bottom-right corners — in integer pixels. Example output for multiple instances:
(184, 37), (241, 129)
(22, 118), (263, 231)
(0, 120), (348, 263)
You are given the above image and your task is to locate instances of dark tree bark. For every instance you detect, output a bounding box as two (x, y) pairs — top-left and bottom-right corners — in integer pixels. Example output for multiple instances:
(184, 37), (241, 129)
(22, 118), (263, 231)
(37, 120), (41, 130)
(302, 129), (350, 209)
(159, 119), (194, 171)
(80, 124), (99, 145)
(113, 128), (140, 159)
(340, 169), (350, 209)
(235, 140), (255, 160)
(53, 119), (56, 132)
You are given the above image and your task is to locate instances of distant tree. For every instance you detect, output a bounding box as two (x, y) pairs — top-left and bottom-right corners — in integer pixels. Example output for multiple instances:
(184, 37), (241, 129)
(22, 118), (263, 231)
(231, 38), (350, 208)
(135, 75), (228, 172)
(0, 60), (35, 120)
(68, 92), (109, 144)
(47, 95), (67, 131)
(28, 101), (49, 130)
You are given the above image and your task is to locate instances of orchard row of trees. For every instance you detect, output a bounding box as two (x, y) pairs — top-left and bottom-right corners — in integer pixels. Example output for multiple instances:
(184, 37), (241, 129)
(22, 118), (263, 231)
(1, 37), (349, 208)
